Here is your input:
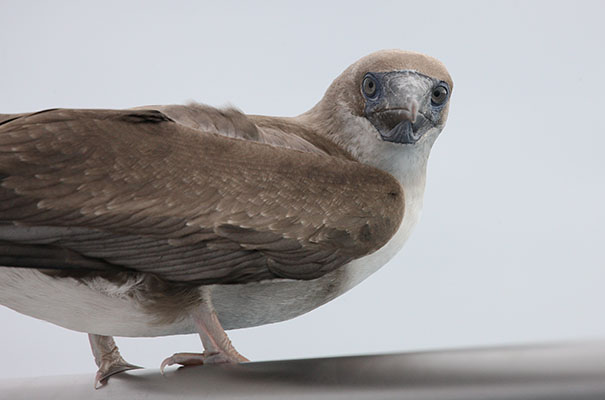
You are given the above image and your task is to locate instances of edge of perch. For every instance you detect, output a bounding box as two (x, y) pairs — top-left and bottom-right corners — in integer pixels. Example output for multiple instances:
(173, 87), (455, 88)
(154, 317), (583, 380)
(2, 340), (605, 400)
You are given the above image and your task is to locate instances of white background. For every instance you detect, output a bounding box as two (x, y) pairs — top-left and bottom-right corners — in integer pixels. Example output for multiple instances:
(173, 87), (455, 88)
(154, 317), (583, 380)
(0, 0), (604, 379)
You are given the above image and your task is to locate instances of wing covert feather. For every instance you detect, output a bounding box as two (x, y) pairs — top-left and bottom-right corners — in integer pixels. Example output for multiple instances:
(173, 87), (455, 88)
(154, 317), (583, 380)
(0, 108), (404, 283)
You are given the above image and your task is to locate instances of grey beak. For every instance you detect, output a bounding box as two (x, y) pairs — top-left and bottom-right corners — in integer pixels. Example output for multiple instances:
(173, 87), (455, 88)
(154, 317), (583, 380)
(373, 98), (420, 144)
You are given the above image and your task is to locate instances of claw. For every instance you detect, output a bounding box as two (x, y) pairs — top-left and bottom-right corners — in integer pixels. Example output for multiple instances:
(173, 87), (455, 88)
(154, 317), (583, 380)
(160, 352), (206, 375)
(160, 355), (175, 375)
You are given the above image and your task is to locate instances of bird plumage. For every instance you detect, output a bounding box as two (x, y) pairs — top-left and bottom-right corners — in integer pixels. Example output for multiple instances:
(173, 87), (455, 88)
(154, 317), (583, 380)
(0, 108), (403, 283)
(0, 49), (452, 385)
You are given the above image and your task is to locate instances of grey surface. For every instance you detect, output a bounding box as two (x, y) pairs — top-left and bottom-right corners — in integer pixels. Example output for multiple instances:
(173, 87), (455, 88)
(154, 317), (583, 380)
(2, 341), (605, 400)
(1, 0), (605, 380)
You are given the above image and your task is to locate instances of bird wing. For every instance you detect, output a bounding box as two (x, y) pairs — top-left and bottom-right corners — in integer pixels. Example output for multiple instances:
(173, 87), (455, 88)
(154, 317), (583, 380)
(0, 108), (403, 284)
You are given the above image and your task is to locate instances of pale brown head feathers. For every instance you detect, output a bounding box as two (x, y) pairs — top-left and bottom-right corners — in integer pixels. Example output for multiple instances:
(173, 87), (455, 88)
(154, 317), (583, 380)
(300, 50), (453, 171)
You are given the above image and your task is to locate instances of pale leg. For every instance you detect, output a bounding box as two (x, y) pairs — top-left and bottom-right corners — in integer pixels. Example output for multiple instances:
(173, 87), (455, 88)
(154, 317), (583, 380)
(160, 288), (248, 373)
(88, 334), (142, 389)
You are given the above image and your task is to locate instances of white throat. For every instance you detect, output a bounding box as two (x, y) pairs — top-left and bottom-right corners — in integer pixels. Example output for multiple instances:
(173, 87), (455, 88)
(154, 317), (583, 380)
(337, 121), (440, 288)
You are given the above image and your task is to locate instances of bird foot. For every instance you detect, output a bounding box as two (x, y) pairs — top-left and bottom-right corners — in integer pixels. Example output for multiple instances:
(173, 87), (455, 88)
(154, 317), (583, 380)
(89, 334), (142, 389)
(94, 359), (142, 389)
(160, 351), (248, 374)
(159, 289), (249, 376)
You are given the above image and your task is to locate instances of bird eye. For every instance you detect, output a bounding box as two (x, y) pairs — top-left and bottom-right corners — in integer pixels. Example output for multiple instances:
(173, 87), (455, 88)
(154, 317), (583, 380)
(362, 75), (378, 99)
(431, 85), (449, 106)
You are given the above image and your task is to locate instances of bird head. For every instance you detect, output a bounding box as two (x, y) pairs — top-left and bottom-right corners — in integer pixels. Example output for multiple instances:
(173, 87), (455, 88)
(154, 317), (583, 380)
(302, 50), (453, 177)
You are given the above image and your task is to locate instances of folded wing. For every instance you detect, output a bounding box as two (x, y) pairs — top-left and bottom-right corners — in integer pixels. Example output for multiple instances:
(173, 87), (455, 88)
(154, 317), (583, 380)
(0, 108), (403, 284)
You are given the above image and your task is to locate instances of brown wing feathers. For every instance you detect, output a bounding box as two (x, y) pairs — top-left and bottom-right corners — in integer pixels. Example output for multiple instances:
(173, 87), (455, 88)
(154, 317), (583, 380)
(0, 108), (403, 284)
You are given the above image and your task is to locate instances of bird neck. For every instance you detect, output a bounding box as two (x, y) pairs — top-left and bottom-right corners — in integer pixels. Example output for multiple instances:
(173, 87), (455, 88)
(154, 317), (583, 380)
(298, 105), (435, 193)
(302, 106), (438, 249)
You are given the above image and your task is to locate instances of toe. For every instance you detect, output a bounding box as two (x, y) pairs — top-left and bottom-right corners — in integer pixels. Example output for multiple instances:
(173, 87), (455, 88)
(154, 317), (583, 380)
(94, 362), (143, 389)
(160, 352), (206, 374)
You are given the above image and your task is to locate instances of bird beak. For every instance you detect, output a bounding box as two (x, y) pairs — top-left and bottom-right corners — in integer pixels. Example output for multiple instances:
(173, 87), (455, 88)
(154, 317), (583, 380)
(363, 71), (434, 145)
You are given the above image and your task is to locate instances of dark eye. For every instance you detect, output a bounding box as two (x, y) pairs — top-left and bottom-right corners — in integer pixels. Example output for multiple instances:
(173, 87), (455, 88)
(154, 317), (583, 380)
(431, 85), (449, 106)
(362, 75), (378, 98)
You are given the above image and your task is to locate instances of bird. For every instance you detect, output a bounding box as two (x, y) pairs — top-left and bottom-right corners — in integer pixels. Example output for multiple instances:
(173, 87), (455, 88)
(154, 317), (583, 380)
(0, 49), (452, 388)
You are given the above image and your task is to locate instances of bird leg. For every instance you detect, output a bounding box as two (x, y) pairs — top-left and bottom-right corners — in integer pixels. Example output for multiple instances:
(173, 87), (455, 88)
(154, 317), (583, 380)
(160, 288), (248, 373)
(88, 334), (142, 389)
